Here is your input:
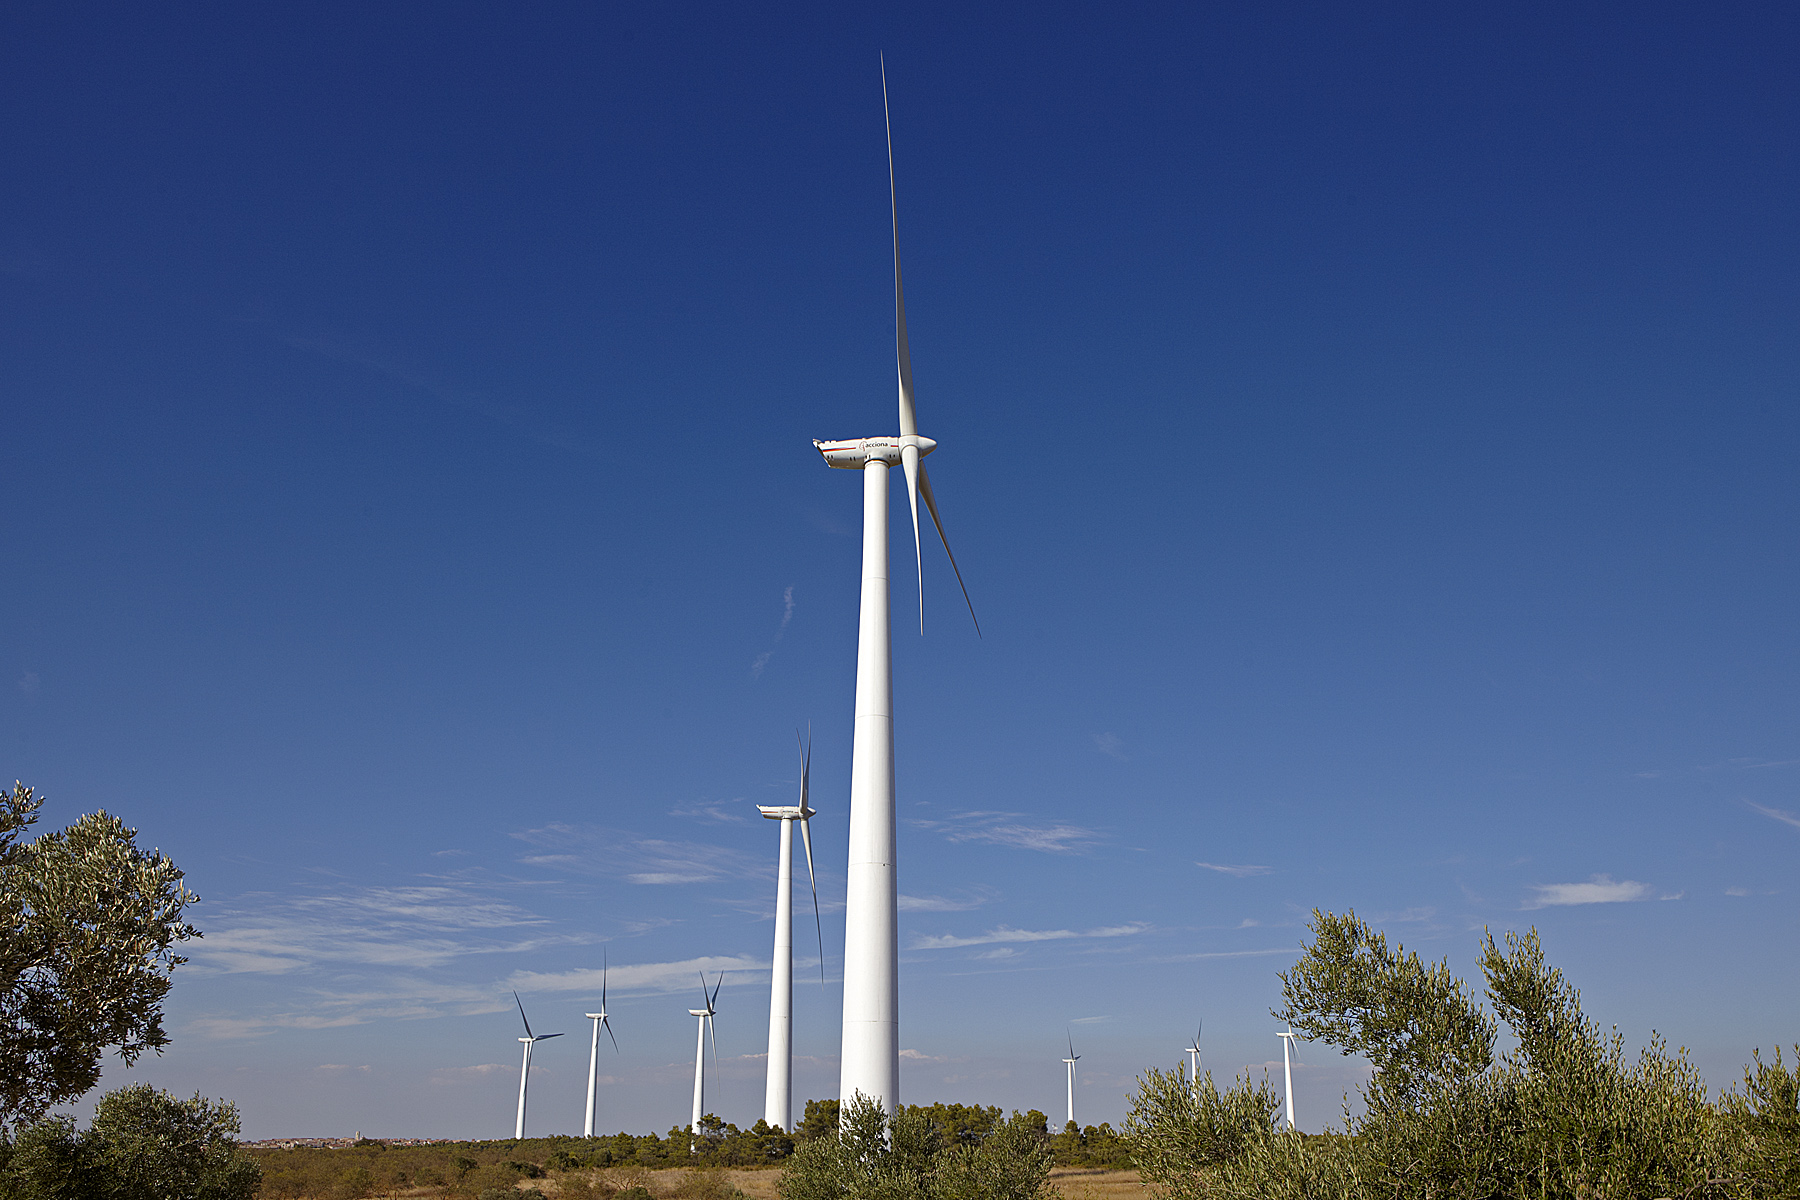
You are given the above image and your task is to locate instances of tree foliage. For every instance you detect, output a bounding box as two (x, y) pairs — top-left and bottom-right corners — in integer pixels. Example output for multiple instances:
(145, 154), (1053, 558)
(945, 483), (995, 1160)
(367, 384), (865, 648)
(0, 1085), (259, 1200)
(778, 1093), (1055, 1200)
(1126, 910), (1800, 1200)
(0, 784), (200, 1127)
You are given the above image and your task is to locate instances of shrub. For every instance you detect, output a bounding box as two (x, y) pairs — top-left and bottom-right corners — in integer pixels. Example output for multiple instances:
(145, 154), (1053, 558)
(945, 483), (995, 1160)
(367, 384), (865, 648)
(1126, 911), (1796, 1200)
(778, 1092), (1053, 1200)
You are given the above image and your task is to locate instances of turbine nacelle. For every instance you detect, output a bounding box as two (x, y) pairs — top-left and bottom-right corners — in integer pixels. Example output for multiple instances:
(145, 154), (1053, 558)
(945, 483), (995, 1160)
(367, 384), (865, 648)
(756, 804), (816, 821)
(813, 435), (935, 470)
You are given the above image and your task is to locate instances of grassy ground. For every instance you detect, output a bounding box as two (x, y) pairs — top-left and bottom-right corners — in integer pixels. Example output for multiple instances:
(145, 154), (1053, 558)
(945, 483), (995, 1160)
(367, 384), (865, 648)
(533, 1165), (1150, 1199)
(247, 1153), (1152, 1198)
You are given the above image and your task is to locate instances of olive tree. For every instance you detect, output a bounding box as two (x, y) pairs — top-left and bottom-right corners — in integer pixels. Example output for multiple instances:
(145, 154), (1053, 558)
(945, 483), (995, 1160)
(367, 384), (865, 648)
(0, 784), (199, 1126)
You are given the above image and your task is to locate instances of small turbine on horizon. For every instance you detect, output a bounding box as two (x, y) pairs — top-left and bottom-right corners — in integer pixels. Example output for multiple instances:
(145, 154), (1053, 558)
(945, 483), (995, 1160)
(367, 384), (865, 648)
(1183, 1020), (1203, 1101)
(688, 972), (723, 1150)
(1062, 1032), (1081, 1129)
(511, 992), (562, 1139)
(583, 950), (620, 1138)
(1278, 1026), (1303, 1133)
(760, 729), (824, 1133)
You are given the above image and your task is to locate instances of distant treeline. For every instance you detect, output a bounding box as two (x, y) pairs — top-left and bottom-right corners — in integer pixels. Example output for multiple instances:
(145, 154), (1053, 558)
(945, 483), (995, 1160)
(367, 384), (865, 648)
(247, 1102), (1128, 1198)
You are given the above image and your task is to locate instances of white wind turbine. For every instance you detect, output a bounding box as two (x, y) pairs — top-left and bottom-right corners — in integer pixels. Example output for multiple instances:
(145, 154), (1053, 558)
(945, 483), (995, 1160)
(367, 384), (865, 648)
(1062, 1033), (1081, 1129)
(812, 59), (980, 1121)
(688, 972), (723, 1148)
(583, 950), (619, 1138)
(511, 992), (562, 1139)
(1278, 1026), (1303, 1132)
(759, 731), (824, 1133)
(1183, 1020), (1203, 1101)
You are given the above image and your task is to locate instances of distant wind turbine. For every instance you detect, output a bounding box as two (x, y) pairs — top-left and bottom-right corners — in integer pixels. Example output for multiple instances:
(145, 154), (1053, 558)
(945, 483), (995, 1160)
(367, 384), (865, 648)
(1183, 1020), (1203, 1101)
(583, 950), (619, 1137)
(1278, 1027), (1303, 1132)
(1062, 1032), (1081, 1128)
(511, 993), (562, 1139)
(813, 56), (980, 1121)
(688, 972), (722, 1149)
(759, 730), (824, 1133)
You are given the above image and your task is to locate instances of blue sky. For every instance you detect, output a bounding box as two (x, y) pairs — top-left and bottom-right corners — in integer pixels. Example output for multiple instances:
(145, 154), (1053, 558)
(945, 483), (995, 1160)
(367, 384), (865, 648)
(4, 1), (1797, 1139)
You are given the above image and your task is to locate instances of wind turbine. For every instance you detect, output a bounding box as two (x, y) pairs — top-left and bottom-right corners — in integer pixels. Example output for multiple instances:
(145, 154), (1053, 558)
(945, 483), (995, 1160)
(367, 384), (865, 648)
(812, 58), (980, 1122)
(583, 950), (619, 1137)
(511, 992), (562, 1139)
(1183, 1020), (1203, 1101)
(759, 730), (824, 1132)
(688, 972), (722, 1149)
(1278, 1027), (1303, 1132)
(1062, 1033), (1081, 1129)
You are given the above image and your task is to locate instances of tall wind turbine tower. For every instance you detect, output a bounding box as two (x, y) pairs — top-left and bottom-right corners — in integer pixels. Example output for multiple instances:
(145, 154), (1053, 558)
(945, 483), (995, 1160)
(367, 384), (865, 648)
(511, 993), (562, 1139)
(688, 972), (722, 1148)
(760, 732), (823, 1132)
(583, 951), (619, 1137)
(812, 59), (979, 1121)
(1184, 1020), (1203, 1101)
(1278, 1027), (1302, 1132)
(1062, 1033), (1081, 1129)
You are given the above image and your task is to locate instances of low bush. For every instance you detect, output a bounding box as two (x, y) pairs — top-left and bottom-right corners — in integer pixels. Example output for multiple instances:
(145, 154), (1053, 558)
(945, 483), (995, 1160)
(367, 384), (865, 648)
(1126, 910), (1800, 1200)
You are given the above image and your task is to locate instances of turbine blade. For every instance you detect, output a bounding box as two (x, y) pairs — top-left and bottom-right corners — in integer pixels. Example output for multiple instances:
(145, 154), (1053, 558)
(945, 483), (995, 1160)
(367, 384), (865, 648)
(917, 463), (979, 636)
(798, 727), (811, 809)
(707, 1013), (719, 1065)
(540, 1032), (564, 1040)
(710, 971), (724, 1007)
(902, 443), (924, 633)
(601, 1015), (619, 1053)
(882, 56), (917, 439)
(800, 814), (824, 984)
(601, 946), (608, 1011)
(514, 991), (533, 1039)
(698, 972), (709, 1006)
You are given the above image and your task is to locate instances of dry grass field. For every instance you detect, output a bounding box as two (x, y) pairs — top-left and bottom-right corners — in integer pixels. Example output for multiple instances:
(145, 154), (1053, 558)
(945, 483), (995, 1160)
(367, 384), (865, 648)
(470, 1164), (1152, 1200)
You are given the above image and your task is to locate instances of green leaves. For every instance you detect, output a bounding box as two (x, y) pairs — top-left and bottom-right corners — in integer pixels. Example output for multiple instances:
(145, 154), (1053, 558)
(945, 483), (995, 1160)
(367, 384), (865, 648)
(1274, 909), (1494, 1112)
(0, 784), (200, 1127)
(0, 1085), (259, 1200)
(1127, 909), (1784, 1199)
(778, 1095), (1055, 1200)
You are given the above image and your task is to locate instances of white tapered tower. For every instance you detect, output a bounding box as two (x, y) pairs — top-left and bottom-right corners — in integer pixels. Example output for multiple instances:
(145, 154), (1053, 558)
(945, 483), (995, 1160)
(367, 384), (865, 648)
(510, 993), (561, 1139)
(1062, 1033), (1081, 1128)
(1184, 1021), (1202, 1101)
(689, 973), (721, 1148)
(814, 59), (979, 1123)
(583, 952), (618, 1137)
(1278, 1027), (1301, 1132)
(761, 734), (823, 1132)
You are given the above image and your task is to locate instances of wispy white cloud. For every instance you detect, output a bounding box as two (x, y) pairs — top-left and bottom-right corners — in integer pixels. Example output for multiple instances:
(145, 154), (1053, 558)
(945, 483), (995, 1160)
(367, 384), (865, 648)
(1196, 862), (1271, 877)
(1525, 875), (1651, 908)
(1153, 948), (1298, 963)
(1747, 801), (1800, 831)
(752, 586), (797, 677)
(512, 824), (763, 885)
(190, 885), (574, 977)
(1092, 733), (1126, 760)
(428, 1064), (513, 1086)
(897, 892), (990, 912)
(910, 923), (1146, 951)
(913, 812), (1102, 854)
(669, 800), (750, 825)
(316, 1064), (371, 1073)
(505, 954), (767, 997)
